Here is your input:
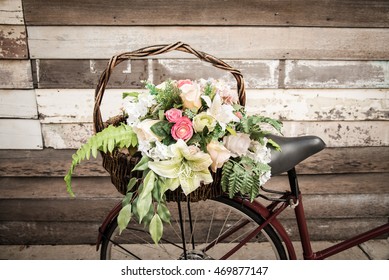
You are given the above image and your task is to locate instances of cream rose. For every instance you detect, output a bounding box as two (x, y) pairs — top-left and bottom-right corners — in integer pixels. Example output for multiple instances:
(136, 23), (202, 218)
(206, 140), (231, 172)
(192, 112), (217, 133)
(179, 81), (202, 111)
(133, 119), (162, 143)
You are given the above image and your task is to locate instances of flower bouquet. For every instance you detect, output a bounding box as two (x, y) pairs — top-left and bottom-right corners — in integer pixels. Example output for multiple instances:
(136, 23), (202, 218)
(64, 43), (282, 244)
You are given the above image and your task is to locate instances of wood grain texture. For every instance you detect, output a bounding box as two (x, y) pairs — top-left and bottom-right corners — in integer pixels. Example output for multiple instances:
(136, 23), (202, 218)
(33, 59), (389, 90)
(0, 0), (24, 25)
(0, 119), (42, 149)
(27, 26), (389, 60)
(0, 90), (38, 119)
(285, 60), (389, 88)
(33, 59), (147, 89)
(0, 25), (28, 59)
(0, 60), (33, 89)
(35, 88), (389, 123)
(40, 121), (389, 149)
(22, 0), (389, 27)
(0, 147), (388, 177)
(1, 173), (388, 199)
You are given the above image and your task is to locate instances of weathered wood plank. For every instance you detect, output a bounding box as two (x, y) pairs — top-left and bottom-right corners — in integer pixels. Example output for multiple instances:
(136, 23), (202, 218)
(247, 89), (389, 121)
(0, 218), (386, 245)
(0, 90), (38, 119)
(36, 89), (125, 123)
(0, 25), (28, 59)
(40, 121), (389, 149)
(33, 59), (147, 89)
(0, 221), (102, 245)
(281, 121), (389, 147)
(152, 59), (279, 89)
(0, 0), (24, 25)
(0, 119), (42, 149)
(27, 26), (389, 60)
(36, 89), (389, 123)
(0, 147), (388, 177)
(22, 0), (389, 27)
(285, 60), (389, 88)
(1, 173), (388, 199)
(34, 59), (278, 89)
(0, 60), (33, 89)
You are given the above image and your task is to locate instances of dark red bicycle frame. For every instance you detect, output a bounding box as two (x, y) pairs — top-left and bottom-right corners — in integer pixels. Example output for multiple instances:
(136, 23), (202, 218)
(237, 168), (389, 260)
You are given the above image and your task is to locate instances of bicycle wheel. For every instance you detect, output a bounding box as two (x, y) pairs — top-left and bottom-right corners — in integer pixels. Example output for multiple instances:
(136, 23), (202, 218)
(100, 196), (287, 260)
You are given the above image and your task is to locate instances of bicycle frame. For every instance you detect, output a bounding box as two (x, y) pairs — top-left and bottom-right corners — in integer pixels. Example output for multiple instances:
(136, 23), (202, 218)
(246, 168), (389, 260)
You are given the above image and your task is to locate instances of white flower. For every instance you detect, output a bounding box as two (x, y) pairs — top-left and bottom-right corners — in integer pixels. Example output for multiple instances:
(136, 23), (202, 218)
(259, 170), (271, 185)
(124, 92), (156, 126)
(247, 138), (272, 164)
(147, 141), (174, 161)
(202, 94), (240, 131)
(223, 133), (251, 157)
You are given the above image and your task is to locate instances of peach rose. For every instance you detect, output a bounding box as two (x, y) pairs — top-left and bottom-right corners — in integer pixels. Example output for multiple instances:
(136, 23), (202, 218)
(206, 140), (231, 172)
(179, 81), (202, 111)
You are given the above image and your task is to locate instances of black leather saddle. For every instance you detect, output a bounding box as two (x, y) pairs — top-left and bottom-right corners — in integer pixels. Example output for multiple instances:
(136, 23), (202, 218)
(268, 134), (326, 175)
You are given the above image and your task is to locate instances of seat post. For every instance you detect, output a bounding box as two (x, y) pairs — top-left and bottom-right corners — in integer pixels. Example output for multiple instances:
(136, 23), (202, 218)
(287, 168), (300, 197)
(287, 168), (315, 259)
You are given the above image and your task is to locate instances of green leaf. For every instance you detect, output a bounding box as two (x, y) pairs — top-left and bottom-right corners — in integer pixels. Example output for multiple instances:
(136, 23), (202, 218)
(117, 204), (132, 234)
(267, 138), (281, 152)
(139, 171), (155, 199)
(149, 214), (163, 244)
(64, 124), (138, 196)
(132, 156), (150, 171)
(127, 178), (138, 193)
(136, 192), (152, 223)
(150, 120), (173, 139)
(122, 92), (140, 99)
(157, 203), (171, 224)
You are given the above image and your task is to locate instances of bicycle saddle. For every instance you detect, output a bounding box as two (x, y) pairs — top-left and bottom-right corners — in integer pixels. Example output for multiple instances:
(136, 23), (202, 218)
(268, 134), (326, 175)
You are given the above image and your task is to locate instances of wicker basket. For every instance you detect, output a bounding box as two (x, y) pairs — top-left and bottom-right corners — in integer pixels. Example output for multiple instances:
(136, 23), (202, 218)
(93, 42), (246, 202)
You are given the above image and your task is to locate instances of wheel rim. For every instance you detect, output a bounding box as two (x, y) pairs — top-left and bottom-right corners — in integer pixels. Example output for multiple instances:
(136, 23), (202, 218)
(101, 198), (286, 260)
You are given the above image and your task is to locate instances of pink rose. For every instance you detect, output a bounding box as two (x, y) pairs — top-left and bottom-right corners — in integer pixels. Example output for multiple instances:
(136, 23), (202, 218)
(165, 108), (183, 123)
(177, 79), (193, 88)
(171, 117), (194, 141)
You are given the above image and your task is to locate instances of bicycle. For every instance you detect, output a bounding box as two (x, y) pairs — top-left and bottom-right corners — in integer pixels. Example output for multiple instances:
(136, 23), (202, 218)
(96, 133), (389, 260)
(87, 42), (388, 260)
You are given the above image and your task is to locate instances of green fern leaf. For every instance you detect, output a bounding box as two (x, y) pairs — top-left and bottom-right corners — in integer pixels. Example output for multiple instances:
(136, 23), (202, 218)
(64, 123), (138, 196)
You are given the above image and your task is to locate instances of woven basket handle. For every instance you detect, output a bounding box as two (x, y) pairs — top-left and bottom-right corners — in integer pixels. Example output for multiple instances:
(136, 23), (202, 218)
(93, 41), (246, 133)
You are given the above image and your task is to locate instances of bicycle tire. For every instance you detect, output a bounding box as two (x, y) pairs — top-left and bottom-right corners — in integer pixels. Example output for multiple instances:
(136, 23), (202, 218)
(100, 196), (287, 260)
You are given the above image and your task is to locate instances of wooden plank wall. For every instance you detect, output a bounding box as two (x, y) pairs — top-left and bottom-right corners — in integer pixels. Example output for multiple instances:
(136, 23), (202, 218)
(0, 0), (388, 245)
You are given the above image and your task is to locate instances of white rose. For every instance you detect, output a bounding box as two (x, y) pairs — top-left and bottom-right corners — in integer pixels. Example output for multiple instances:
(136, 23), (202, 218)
(223, 133), (251, 157)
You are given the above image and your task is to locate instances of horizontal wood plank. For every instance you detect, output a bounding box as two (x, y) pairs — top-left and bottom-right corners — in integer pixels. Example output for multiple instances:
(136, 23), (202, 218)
(0, 194), (387, 223)
(0, 25), (28, 59)
(152, 59), (279, 88)
(285, 60), (389, 88)
(0, 60), (33, 89)
(1, 173), (388, 199)
(0, 218), (386, 244)
(22, 0), (389, 28)
(33, 59), (147, 89)
(27, 26), (389, 60)
(0, 90), (38, 119)
(40, 121), (389, 149)
(0, 147), (388, 177)
(35, 88), (389, 123)
(0, 0), (24, 25)
(0, 119), (42, 149)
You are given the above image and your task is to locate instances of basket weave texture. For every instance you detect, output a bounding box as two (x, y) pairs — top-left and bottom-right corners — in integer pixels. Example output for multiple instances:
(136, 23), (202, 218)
(93, 42), (246, 201)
